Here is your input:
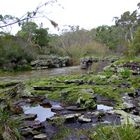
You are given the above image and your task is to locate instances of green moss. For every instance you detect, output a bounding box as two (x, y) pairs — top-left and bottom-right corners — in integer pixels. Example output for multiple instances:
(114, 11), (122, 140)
(25, 57), (140, 108)
(47, 91), (61, 101)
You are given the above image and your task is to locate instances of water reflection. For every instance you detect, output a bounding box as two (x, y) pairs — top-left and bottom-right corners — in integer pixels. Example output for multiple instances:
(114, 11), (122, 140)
(22, 105), (55, 122)
(97, 104), (113, 111)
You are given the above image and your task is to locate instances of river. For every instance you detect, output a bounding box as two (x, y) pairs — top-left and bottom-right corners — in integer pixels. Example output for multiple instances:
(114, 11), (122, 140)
(0, 66), (86, 82)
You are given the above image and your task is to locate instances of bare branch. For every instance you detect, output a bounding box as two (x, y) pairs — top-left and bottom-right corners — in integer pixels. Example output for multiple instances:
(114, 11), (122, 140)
(0, 0), (58, 29)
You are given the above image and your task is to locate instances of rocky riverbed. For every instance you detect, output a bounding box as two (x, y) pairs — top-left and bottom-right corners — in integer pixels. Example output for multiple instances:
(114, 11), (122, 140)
(1, 58), (140, 139)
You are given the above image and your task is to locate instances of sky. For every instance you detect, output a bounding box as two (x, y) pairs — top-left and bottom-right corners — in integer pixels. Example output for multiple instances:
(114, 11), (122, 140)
(0, 0), (140, 34)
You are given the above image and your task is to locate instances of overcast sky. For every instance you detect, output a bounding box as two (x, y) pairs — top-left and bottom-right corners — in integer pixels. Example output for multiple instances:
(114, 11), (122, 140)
(0, 0), (140, 34)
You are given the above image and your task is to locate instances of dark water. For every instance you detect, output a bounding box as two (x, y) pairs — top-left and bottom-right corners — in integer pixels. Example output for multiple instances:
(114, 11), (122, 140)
(0, 66), (85, 82)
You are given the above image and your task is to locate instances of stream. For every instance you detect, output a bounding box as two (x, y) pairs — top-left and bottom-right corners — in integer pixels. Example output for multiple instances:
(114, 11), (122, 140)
(0, 66), (85, 82)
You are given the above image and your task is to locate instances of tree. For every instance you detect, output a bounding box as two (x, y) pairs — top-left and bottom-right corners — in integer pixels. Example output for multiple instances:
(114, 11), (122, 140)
(16, 22), (38, 41)
(95, 25), (124, 50)
(17, 21), (50, 48)
(113, 1), (140, 44)
(129, 27), (140, 56)
(34, 28), (50, 47)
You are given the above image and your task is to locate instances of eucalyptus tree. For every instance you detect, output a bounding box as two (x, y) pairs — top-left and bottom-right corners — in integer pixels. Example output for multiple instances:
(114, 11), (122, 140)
(114, 2), (140, 44)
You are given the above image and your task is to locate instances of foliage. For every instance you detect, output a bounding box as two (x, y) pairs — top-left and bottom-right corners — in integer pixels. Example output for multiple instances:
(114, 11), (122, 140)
(52, 127), (71, 140)
(0, 34), (36, 71)
(91, 124), (140, 140)
(95, 25), (125, 50)
(128, 27), (140, 56)
(0, 108), (21, 140)
(34, 28), (50, 47)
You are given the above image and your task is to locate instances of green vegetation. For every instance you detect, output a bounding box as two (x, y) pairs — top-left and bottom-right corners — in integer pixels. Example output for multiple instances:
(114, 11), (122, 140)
(1, 2), (140, 140)
(91, 124), (140, 140)
(1, 3), (140, 71)
(0, 108), (21, 140)
(26, 57), (140, 109)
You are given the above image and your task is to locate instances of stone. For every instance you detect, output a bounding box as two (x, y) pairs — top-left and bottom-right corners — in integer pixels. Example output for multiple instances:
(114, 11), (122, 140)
(51, 106), (64, 112)
(40, 99), (52, 108)
(101, 120), (111, 125)
(21, 128), (39, 136)
(122, 96), (135, 112)
(48, 113), (81, 123)
(31, 55), (70, 69)
(21, 114), (37, 121)
(115, 110), (140, 126)
(78, 115), (92, 123)
(64, 113), (81, 121)
(66, 106), (86, 111)
(33, 133), (48, 140)
(21, 128), (33, 136)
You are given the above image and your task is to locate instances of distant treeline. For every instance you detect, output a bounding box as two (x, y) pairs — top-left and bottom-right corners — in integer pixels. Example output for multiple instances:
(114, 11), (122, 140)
(1, 3), (140, 70)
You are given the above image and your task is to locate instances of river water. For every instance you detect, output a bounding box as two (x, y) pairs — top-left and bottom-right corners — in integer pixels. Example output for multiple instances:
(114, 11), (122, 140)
(0, 66), (86, 82)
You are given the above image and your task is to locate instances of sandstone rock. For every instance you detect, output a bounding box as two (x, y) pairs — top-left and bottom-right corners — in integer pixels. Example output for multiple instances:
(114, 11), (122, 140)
(21, 114), (37, 121)
(21, 127), (39, 136)
(33, 133), (48, 140)
(78, 115), (91, 123)
(51, 106), (64, 112)
(40, 99), (52, 108)
(66, 106), (86, 111)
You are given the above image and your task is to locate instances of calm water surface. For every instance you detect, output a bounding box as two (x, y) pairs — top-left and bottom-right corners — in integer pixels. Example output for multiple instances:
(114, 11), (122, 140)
(0, 66), (86, 82)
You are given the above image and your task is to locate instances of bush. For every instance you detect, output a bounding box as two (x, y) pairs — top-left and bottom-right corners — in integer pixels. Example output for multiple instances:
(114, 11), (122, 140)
(0, 34), (37, 70)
